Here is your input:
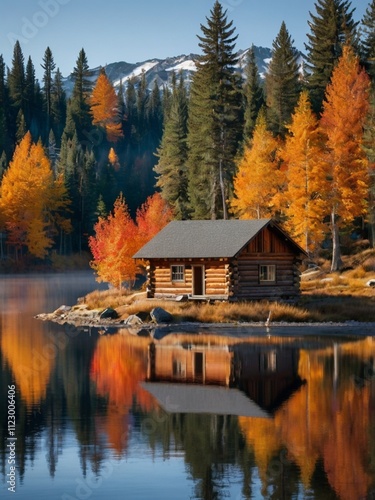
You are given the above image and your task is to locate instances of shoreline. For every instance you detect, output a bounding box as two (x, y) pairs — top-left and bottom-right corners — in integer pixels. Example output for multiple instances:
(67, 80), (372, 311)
(35, 306), (375, 337)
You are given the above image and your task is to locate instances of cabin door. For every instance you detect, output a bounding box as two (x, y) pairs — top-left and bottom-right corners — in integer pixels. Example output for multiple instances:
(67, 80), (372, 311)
(192, 265), (205, 296)
(194, 352), (204, 382)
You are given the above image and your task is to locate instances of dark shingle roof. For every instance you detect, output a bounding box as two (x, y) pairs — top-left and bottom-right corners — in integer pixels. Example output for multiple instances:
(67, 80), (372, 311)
(141, 382), (271, 418)
(133, 219), (272, 259)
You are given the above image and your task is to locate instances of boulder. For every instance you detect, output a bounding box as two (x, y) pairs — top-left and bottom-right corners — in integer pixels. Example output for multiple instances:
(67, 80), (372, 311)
(136, 311), (151, 322)
(124, 314), (143, 326)
(100, 307), (119, 320)
(53, 305), (72, 316)
(150, 307), (173, 324)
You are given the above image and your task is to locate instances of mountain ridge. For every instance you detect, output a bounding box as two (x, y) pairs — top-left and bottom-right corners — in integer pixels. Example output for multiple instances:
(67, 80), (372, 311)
(62, 45), (275, 95)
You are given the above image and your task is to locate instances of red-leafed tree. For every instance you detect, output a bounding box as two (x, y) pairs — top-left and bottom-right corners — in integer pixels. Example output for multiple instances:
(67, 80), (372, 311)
(89, 194), (138, 288)
(135, 192), (173, 250)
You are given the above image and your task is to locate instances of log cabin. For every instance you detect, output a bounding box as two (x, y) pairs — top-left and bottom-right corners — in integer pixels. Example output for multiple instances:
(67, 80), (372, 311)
(133, 219), (307, 301)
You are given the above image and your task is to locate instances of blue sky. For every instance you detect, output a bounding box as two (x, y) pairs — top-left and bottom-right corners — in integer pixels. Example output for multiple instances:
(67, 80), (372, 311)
(0, 0), (368, 79)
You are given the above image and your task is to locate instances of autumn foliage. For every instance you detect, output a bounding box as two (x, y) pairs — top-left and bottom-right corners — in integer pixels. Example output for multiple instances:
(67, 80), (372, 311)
(320, 45), (370, 269)
(89, 194), (138, 288)
(89, 68), (123, 142)
(231, 45), (371, 267)
(231, 111), (281, 219)
(0, 131), (71, 259)
(89, 192), (173, 288)
(279, 91), (327, 252)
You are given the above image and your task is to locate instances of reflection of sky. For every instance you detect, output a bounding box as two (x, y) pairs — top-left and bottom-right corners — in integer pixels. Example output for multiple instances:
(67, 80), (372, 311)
(4, 427), (196, 500)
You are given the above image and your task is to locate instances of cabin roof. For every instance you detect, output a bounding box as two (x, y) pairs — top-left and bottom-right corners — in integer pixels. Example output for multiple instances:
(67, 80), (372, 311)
(141, 382), (271, 418)
(133, 219), (306, 259)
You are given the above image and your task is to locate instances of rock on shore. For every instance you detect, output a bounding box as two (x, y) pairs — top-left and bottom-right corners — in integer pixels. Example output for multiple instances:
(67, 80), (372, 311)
(35, 304), (173, 327)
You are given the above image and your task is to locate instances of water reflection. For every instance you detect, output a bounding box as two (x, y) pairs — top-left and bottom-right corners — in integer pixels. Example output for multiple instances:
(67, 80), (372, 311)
(1, 274), (375, 499)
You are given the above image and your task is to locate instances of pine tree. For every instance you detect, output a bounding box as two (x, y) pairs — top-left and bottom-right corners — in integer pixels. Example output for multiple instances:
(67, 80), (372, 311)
(305, 0), (359, 113)
(154, 73), (189, 219)
(320, 45), (370, 271)
(0, 151), (6, 180)
(136, 71), (148, 144)
(24, 56), (36, 131)
(279, 91), (327, 253)
(265, 22), (301, 137)
(71, 48), (92, 142)
(360, 0), (375, 80)
(8, 41), (25, 111)
(0, 55), (10, 156)
(362, 85), (375, 247)
(243, 46), (264, 141)
(16, 109), (27, 142)
(124, 76), (138, 147)
(51, 68), (67, 144)
(147, 79), (163, 144)
(231, 111), (281, 219)
(187, 1), (243, 219)
(41, 47), (56, 139)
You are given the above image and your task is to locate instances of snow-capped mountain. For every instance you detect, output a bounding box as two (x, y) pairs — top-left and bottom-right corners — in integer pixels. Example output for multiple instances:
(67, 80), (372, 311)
(62, 45), (275, 95)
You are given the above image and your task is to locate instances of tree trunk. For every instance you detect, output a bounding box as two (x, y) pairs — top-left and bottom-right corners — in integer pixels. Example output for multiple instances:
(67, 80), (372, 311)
(219, 157), (228, 220)
(331, 210), (343, 272)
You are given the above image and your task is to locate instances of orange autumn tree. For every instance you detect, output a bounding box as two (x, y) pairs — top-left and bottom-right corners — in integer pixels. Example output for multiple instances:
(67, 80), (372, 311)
(89, 68), (123, 142)
(135, 192), (174, 249)
(231, 111), (282, 219)
(280, 91), (327, 253)
(89, 193), (173, 289)
(0, 131), (71, 259)
(108, 147), (120, 170)
(89, 194), (138, 288)
(320, 45), (371, 271)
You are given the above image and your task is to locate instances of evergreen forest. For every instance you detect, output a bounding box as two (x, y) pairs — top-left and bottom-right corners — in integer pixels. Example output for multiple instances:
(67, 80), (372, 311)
(1, 0), (375, 275)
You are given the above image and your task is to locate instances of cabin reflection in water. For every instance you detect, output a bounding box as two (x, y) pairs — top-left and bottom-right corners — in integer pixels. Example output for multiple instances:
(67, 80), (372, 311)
(143, 334), (305, 417)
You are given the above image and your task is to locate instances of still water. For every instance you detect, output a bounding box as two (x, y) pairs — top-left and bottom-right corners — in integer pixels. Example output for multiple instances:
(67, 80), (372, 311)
(1, 273), (375, 500)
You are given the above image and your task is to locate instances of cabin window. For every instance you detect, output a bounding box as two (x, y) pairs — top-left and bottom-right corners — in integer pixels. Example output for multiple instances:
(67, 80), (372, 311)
(259, 264), (276, 282)
(171, 265), (185, 282)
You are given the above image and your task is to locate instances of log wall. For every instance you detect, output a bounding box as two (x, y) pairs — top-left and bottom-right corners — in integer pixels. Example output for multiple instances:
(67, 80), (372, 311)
(148, 259), (230, 299)
(145, 225), (303, 301)
(229, 254), (300, 301)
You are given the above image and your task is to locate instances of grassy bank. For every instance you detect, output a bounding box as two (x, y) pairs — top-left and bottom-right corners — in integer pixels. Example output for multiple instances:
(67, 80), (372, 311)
(82, 284), (375, 324)
(79, 249), (375, 324)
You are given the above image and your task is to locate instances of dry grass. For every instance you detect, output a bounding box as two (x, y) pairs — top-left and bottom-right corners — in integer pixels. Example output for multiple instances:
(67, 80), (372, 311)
(120, 298), (316, 323)
(80, 248), (375, 324)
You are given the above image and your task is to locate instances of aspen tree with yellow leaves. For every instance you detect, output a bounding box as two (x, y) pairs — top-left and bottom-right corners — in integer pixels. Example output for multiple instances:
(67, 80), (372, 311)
(320, 45), (371, 271)
(231, 111), (282, 219)
(280, 91), (327, 253)
(0, 131), (71, 259)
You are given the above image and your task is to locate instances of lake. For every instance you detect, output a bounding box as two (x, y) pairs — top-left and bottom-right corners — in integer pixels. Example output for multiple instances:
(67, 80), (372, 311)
(0, 273), (375, 500)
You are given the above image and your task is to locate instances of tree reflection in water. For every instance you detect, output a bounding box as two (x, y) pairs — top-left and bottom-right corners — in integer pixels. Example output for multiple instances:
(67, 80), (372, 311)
(1, 292), (375, 500)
